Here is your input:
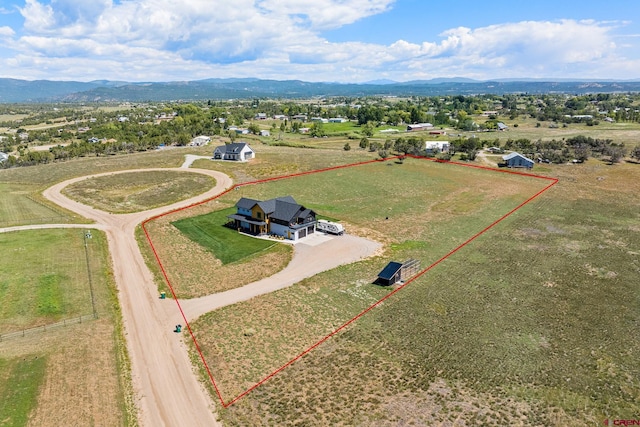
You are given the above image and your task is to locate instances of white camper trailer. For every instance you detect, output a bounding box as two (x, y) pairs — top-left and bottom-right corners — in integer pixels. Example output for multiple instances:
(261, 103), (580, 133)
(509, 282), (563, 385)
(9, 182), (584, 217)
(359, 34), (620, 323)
(316, 219), (344, 235)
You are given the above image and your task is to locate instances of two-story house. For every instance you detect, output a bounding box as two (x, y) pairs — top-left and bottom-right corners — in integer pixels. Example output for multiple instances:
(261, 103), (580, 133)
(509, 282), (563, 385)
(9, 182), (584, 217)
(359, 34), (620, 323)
(227, 196), (317, 241)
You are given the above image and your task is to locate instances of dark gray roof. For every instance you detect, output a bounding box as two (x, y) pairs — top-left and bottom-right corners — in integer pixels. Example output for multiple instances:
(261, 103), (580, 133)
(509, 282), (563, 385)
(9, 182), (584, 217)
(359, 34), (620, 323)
(235, 197), (260, 210)
(378, 262), (403, 280)
(215, 142), (250, 154)
(271, 200), (304, 222)
(226, 213), (266, 226)
(235, 196), (298, 216)
(502, 151), (532, 162)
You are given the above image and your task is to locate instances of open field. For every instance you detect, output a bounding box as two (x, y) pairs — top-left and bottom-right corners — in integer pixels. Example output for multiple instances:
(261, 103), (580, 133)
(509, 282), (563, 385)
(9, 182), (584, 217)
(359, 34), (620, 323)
(473, 116), (640, 147)
(191, 160), (640, 426)
(0, 182), (81, 227)
(2, 117), (639, 426)
(62, 170), (216, 213)
(0, 229), (96, 330)
(179, 158), (552, 406)
(0, 228), (133, 426)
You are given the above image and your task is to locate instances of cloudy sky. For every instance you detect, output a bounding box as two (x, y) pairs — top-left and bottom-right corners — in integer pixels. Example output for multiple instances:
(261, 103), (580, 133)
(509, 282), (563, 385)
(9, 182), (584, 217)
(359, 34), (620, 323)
(1, 0), (639, 83)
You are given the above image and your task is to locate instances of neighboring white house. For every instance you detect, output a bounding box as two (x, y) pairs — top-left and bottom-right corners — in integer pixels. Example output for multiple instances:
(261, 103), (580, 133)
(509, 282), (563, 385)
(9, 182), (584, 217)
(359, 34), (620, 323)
(228, 126), (250, 135)
(190, 135), (211, 146)
(425, 141), (450, 152)
(328, 117), (348, 123)
(260, 130), (271, 137)
(213, 142), (255, 161)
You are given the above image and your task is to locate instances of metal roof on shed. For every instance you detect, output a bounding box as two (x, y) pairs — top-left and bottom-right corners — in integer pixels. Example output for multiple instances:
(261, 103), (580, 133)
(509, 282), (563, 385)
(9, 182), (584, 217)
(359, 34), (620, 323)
(377, 261), (403, 280)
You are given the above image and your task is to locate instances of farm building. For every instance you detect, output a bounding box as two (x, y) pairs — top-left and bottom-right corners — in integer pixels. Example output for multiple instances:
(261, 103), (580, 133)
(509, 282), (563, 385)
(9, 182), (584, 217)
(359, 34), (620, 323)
(227, 196), (317, 241)
(375, 259), (421, 286)
(502, 152), (534, 169)
(213, 142), (254, 161)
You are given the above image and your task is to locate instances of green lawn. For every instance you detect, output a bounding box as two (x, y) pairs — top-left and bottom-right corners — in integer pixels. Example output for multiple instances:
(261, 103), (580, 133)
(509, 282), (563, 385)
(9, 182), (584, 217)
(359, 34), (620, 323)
(171, 207), (280, 265)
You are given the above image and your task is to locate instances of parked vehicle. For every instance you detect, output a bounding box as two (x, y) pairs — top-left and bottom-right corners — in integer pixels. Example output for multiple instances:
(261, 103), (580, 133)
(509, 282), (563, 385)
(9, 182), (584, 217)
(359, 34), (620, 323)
(316, 219), (344, 235)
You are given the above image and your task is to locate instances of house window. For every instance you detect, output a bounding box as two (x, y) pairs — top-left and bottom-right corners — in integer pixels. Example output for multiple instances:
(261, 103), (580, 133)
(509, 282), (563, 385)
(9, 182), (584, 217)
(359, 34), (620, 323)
(256, 212), (262, 219)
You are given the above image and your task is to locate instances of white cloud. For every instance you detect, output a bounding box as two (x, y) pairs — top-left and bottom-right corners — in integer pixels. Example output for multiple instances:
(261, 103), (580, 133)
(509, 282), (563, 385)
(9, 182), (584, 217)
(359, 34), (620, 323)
(257, 0), (396, 30)
(4, 1), (639, 82)
(0, 26), (15, 38)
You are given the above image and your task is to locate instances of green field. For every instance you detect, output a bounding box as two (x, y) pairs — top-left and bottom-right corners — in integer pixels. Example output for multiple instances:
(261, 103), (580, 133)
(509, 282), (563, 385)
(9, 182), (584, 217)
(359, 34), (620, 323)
(0, 356), (47, 427)
(0, 227), (133, 426)
(189, 159), (640, 426)
(187, 158), (552, 407)
(0, 182), (80, 227)
(172, 207), (281, 265)
(0, 228), (96, 330)
(62, 170), (216, 214)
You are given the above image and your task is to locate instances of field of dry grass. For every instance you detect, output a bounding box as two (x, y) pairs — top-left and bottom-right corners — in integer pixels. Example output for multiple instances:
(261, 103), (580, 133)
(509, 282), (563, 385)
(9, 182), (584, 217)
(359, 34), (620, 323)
(210, 159), (640, 426)
(62, 170), (216, 213)
(0, 229), (134, 426)
(1, 114), (639, 426)
(182, 158), (551, 407)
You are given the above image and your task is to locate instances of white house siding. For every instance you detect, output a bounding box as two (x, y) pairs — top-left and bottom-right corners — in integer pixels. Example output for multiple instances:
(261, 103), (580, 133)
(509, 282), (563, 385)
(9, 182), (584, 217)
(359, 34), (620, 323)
(270, 223), (295, 240)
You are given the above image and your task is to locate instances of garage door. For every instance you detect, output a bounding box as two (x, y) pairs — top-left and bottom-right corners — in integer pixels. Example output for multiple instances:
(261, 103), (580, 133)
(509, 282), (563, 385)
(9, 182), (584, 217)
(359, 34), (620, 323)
(299, 228), (306, 238)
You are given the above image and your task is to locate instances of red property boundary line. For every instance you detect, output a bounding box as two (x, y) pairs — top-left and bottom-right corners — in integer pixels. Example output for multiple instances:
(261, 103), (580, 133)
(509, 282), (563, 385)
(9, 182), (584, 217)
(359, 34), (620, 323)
(141, 155), (558, 408)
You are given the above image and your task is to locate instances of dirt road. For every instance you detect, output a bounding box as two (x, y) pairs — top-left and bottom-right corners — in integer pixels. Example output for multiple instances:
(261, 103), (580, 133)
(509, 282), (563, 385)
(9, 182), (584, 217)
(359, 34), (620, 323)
(30, 165), (382, 426)
(43, 168), (232, 427)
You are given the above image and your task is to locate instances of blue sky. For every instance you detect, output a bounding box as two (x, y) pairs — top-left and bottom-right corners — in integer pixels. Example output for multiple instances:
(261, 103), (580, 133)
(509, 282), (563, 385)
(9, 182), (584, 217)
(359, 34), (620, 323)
(0, 0), (639, 82)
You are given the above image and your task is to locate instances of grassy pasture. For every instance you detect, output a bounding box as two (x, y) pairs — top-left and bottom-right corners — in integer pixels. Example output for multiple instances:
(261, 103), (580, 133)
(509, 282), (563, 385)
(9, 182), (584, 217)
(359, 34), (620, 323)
(0, 228), (133, 426)
(474, 116), (640, 147)
(0, 356), (47, 427)
(199, 160), (640, 426)
(0, 229), (95, 330)
(62, 170), (216, 214)
(185, 158), (551, 405)
(0, 182), (79, 227)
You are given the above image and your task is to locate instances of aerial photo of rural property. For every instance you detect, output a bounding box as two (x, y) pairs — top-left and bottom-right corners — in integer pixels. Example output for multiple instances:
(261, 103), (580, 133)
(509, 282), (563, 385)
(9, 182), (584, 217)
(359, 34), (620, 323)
(1, 1), (639, 426)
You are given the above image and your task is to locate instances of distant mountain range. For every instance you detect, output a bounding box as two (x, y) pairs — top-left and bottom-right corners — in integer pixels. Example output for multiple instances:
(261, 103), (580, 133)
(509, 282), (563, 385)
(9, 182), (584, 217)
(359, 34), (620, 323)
(1, 77), (639, 103)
